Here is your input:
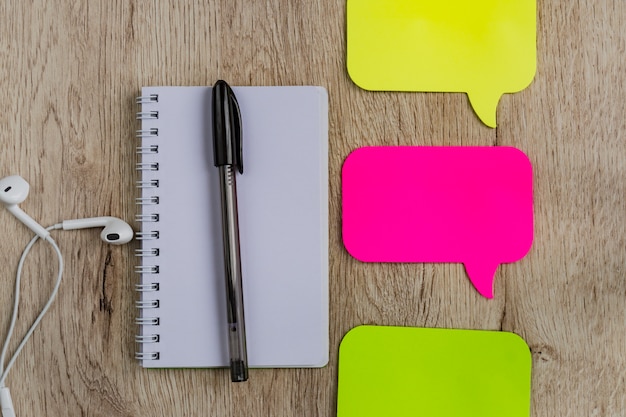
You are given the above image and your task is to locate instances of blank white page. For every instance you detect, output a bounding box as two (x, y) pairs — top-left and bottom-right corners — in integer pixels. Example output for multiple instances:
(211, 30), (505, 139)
(136, 86), (328, 368)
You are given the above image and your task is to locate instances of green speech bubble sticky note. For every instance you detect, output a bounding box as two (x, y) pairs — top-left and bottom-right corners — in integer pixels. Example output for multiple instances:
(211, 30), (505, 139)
(337, 326), (532, 417)
(346, 0), (536, 127)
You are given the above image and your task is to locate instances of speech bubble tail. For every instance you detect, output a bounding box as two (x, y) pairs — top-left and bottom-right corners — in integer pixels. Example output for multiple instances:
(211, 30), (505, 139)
(463, 261), (499, 299)
(467, 91), (501, 128)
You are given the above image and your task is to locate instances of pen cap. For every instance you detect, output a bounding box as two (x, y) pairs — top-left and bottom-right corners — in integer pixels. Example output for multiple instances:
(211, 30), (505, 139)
(212, 80), (243, 173)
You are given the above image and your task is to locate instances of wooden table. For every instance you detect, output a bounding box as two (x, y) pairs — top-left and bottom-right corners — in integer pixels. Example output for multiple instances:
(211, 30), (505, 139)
(1, 1), (624, 416)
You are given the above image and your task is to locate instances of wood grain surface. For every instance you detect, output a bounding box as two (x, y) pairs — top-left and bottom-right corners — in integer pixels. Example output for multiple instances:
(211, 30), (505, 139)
(0, 1), (624, 416)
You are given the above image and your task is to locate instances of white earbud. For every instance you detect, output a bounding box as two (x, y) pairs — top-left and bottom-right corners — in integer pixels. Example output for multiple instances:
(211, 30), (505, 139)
(0, 175), (51, 240)
(59, 217), (133, 245)
(0, 175), (133, 244)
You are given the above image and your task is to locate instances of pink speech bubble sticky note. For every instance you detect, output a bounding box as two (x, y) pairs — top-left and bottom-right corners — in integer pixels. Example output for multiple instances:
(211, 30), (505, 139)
(342, 147), (533, 298)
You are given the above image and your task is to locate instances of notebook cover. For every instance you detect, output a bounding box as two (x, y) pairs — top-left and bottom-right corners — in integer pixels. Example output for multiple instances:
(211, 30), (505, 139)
(337, 326), (532, 417)
(136, 86), (329, 368)
(342, 146), (533, 298)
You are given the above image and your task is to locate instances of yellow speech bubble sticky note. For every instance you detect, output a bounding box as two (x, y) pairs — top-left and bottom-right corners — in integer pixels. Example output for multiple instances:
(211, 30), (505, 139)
(346, 0), (536, 127)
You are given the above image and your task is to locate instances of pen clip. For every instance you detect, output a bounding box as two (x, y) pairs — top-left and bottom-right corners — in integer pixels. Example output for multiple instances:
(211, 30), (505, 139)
(212, 80), (243, 174)
(229, 87), (243, 174)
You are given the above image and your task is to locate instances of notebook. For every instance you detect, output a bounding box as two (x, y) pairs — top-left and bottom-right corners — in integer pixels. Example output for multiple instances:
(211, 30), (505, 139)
(134, 86), (329, 368)
(337, 326), (532, 417)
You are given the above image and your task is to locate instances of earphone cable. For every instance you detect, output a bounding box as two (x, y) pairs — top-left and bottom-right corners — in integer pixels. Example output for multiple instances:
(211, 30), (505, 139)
(0, 226), (64, 388)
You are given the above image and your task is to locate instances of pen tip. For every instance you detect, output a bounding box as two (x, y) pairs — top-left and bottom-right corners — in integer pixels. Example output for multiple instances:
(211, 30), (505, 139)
(230, 360), (248, 382)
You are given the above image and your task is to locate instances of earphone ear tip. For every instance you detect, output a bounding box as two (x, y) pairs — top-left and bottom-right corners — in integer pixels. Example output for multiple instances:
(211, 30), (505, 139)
(110, 232), (134, 245)
(100, 220), (134, 245)
(0, 175), (30, 205)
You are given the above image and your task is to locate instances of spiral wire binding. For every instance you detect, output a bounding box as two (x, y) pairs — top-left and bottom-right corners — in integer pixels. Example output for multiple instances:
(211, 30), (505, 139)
(136, 128), (159, 138)
(135, 231), (159, 240)
(136, 111), (159, 120)
(136, 94), (158, 104)
(137, 145), (159, 154)
(135, 283), (160, 291)
(135, 317), (160, 326)
(135, 248), (160, 257)
(136, 179), (159, 189)
(135, 93), (161, 362)
(135, 214), (159, 223)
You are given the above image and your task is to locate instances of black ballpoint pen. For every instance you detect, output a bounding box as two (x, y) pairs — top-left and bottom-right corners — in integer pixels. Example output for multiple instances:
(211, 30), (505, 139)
(212, 80), (248, 382)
